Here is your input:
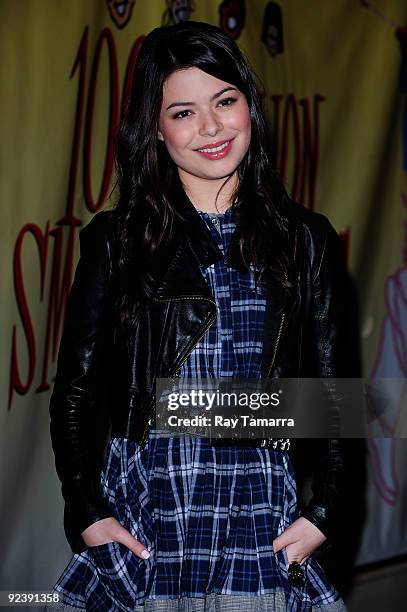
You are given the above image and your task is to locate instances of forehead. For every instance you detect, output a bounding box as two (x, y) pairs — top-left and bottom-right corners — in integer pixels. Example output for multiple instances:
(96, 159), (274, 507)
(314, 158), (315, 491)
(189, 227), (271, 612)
(162, 67), (236, 100)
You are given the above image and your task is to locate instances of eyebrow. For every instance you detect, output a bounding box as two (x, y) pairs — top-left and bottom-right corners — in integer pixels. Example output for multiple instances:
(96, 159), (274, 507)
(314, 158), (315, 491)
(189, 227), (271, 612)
(166, 87), (238, 110)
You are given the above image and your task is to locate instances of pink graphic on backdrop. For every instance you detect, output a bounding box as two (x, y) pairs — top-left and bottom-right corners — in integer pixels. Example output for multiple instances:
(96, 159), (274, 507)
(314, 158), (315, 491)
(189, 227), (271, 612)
(370, 270), (407, 505)
(362, 2), (407, 507)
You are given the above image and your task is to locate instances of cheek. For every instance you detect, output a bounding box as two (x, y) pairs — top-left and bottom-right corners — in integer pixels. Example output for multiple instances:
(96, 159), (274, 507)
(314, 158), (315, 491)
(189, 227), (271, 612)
(226, 104), (251, 136)
(160, 118), (192, 152)
(235, 109), (251, 153)
(238, 107), (252, 133)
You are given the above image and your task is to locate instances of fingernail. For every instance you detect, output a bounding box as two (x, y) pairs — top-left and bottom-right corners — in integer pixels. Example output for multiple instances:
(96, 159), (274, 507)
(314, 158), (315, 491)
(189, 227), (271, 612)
(141, 549), (150, 559)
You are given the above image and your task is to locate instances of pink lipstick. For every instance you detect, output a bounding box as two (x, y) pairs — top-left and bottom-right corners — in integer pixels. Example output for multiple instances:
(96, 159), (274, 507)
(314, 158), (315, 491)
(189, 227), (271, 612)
(195, 138), (234, 160)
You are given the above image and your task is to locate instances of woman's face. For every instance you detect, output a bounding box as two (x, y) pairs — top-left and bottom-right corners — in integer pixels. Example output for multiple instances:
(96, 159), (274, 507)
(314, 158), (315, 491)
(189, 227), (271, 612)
(158, 67), (251, 183)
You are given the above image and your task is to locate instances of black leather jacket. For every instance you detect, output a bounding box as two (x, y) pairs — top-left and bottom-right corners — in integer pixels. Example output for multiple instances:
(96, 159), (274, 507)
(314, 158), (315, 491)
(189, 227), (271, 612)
(49, 193), (354, 554)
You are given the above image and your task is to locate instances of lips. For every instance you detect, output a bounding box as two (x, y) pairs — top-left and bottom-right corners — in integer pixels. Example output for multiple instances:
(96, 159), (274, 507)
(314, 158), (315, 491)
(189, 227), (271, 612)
(195, 138), (235, 160)
(196, 138), (231, 151)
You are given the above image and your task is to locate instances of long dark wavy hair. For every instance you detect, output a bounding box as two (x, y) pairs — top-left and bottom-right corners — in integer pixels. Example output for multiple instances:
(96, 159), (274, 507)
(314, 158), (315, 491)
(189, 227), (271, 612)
(113, 20), (296, 327)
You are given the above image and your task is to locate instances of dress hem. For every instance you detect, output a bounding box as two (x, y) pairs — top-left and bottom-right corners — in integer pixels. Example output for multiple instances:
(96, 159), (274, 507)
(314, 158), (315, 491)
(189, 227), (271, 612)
(44, 589), (348, 611)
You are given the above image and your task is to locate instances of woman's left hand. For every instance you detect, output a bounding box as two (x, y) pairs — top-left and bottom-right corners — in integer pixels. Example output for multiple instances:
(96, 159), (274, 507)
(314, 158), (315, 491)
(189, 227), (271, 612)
(272, 517), (327, 565)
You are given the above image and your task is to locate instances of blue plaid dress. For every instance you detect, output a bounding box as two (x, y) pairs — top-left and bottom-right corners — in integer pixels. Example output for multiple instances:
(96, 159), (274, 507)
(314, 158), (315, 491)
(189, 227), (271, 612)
(48, 209), (346, 612)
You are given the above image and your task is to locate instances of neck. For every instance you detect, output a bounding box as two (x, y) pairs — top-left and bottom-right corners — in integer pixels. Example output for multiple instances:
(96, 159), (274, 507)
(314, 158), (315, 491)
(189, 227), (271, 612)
(178, 169), (238, 213)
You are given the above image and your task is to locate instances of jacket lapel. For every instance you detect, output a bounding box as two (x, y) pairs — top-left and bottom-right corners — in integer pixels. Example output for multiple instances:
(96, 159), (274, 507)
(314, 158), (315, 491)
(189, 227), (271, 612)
(153, 183), (249, 298)
(151, 184), (295, 377)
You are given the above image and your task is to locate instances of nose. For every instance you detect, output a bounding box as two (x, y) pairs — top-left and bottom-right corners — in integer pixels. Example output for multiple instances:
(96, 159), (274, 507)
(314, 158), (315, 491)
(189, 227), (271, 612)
(199, 109), (223, 137)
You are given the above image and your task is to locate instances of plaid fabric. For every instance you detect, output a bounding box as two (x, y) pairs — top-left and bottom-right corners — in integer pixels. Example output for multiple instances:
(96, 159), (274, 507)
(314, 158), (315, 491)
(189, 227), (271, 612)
(50, 209), (344, 611)
(179, 210), (266, 379)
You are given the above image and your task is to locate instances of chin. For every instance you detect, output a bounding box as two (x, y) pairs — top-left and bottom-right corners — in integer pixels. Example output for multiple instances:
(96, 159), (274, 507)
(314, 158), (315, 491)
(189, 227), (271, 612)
(200, 169), (238, 181)
(198, 160), (242, 178)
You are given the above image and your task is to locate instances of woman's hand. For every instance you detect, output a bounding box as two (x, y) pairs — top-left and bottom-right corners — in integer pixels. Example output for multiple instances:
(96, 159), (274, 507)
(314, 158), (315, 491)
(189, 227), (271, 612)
(272, 516), (327, 565)
(81, 517), (150, 559)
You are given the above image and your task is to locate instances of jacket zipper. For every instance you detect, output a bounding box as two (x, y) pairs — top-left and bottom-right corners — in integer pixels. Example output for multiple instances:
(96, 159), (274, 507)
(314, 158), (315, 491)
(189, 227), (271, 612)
(168, 298), (218, 377)
(265, 228), (297, 378)
(266, 313), (285, 377)
(139, 296), (218, 449)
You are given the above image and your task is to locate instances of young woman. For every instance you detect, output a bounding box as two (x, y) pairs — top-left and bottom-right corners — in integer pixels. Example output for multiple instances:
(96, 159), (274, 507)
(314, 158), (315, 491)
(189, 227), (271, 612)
(46, 21), (351, 612)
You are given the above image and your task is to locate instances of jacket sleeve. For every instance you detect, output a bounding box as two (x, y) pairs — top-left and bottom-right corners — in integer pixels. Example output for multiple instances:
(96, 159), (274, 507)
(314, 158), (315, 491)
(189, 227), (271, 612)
(300, 215), (357, 542)
(49, 211), (115, 554)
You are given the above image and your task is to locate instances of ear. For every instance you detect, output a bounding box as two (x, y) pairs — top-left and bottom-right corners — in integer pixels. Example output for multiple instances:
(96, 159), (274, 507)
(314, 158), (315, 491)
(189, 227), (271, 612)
(157, 130), (164, 141)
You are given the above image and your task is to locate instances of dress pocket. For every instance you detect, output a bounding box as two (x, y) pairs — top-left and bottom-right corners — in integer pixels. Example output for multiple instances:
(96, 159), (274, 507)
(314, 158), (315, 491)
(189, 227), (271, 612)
(276, 546), (342, 610)
(302, 554), (342, 607)
(275, 546), (312, 610)
(88, 541), (143, 612)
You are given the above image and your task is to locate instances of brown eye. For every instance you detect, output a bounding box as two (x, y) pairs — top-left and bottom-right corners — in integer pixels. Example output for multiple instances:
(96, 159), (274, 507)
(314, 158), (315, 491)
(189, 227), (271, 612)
(173, 109), (192, 119)
(218, 97), (237, 107)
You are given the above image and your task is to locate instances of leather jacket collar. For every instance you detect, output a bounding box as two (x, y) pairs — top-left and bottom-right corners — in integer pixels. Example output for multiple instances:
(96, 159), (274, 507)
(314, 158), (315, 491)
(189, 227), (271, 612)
(155, 187), (253, 300)
(174, 181), (250, 271)
(153, 184), (296, 382)
(154, 183), (273, 300)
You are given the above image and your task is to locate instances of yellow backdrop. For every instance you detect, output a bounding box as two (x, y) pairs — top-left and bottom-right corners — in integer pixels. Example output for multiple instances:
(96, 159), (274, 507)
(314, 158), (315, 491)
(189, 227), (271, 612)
(1, 0), (407, 592)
